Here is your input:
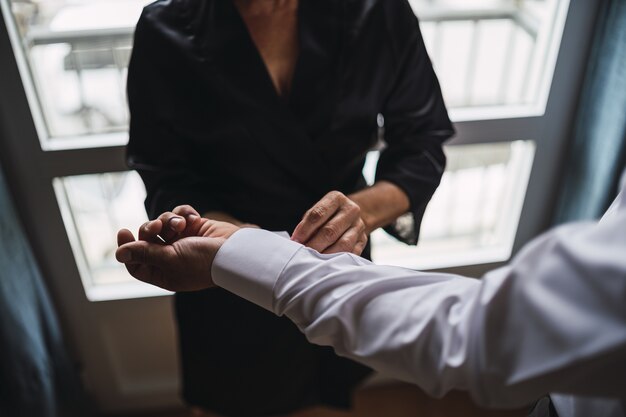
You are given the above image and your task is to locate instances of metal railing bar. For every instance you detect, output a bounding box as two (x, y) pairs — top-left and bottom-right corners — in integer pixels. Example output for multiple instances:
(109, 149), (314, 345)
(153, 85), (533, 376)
(417, 6), (518, 23)
(464, 19), (481, 107)
(520, 34), (538, 104)
(26, 26), (133, 46)
(512, 9), (541, 39)
(499, 23), (518, 105)
(431, 20), (443, 70)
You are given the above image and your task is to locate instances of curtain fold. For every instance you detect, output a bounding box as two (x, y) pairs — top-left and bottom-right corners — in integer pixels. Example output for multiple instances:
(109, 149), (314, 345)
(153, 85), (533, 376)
(0, 165), (91, 417)
(553, 0), (626, 224)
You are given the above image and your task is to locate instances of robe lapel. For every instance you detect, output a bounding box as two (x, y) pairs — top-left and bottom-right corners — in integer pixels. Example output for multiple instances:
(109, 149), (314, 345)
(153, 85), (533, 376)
(196, 0), (345, 195)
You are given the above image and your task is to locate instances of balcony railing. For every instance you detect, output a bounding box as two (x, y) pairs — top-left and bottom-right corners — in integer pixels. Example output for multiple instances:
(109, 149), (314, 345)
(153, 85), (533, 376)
(7, 0), (553, 141)
(415, 3), (542, 107)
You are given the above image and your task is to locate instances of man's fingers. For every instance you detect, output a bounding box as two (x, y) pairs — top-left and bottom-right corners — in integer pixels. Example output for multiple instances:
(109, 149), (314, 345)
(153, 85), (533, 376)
(116, 240), (171, 267)
(139, 206), (204, 244)
(172, 204), (201, 218)
(182, 214), (205, 237)
(117, 229), (136, 247)
(116, 239), (194, 291)
(173, 206), (207, 237)
(138, 219), (165, 243)
(156, 212), (186, 242)
(174, 206), (205, 236)
(292, 192), (343, 243)
(116, 241), (176, 288)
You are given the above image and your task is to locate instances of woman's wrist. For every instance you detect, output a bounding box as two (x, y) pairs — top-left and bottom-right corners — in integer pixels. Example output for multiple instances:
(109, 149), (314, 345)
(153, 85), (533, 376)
(349, 181), (410, 234)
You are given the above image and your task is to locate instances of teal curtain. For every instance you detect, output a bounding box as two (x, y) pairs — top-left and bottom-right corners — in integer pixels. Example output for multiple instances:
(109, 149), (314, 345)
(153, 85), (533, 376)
(553, 0), (626, 223)
(0, 165), (91, 416)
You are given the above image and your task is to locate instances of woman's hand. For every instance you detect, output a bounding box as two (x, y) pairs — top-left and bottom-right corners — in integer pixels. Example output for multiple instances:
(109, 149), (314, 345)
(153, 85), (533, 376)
(115, 205), (240, 291)
(291, 191), (368, 255)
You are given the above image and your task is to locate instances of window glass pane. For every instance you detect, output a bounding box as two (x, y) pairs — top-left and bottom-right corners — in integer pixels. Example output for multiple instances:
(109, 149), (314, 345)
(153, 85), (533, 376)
(366, 140), (535, 269)
(4, 0), (147, 145)
(413, 0), (569, 111)
(58, 142), (533, 301)
(53, 171), (168, 301)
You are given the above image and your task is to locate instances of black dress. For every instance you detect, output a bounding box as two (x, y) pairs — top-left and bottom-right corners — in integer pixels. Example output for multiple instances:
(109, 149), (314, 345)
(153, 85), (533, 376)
(126, 0), (454, 415)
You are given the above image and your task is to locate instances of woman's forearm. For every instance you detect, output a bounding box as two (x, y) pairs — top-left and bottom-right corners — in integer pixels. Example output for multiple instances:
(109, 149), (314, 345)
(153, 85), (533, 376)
(348, 181), (410, 234)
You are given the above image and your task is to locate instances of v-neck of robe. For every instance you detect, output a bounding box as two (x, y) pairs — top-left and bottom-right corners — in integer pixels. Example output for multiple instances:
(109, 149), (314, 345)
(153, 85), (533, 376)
(198, 0), (345, 193)
(216, 0), (343, 126)
(232, 0), (301, 103)
(229, 0), (302, 108)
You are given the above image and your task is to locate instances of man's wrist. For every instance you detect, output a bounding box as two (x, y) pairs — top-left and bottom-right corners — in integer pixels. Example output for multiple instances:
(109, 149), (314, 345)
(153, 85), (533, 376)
(211, 228), (303, 312)
(203, 210), (244, 225)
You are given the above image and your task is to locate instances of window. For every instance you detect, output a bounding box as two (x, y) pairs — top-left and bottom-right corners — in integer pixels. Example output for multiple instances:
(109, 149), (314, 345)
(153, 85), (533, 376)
(413, 0), (569, 119)
(6, 0), (146, 148)
(1, 0), (598, 410)
(370, 0), (568, 267)
(366, 141), (535, 269)
(1, 0), (571, 299)
(53, 171), (158, 300)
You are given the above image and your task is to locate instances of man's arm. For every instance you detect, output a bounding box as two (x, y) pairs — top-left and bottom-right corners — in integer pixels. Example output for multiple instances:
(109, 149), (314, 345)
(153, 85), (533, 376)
(117, 205), (626, 409)
(213, 211), (626, 408)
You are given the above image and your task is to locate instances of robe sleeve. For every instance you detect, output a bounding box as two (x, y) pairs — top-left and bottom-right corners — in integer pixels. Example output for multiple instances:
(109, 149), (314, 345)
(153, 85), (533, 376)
(376, 0), (454, 244)
(126, 7), (223, 219)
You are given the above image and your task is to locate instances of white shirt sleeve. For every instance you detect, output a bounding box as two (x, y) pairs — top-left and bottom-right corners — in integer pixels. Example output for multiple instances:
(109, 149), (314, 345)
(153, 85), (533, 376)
(212, 199), (626, 409)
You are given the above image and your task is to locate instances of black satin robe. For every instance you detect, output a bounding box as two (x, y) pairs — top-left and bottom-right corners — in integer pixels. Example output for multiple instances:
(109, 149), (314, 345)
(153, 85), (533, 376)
(127, 0), (454, 415)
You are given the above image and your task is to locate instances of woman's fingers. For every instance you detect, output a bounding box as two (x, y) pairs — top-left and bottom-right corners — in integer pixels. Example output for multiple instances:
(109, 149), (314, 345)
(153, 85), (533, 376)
(353, 234), (368, 256)
(297, 192), (364, 253)
(292, 191), (343, 243)
(322, 221), (367, 255)
(305, 209), (354, 253)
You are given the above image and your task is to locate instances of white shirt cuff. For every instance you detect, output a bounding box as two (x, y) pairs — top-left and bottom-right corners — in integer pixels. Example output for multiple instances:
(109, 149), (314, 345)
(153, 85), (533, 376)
(211, 228), (303, 312)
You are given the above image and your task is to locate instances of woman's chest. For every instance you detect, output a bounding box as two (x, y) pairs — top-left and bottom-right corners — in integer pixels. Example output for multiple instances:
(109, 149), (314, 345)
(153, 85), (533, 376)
(235, 1), (299, 98)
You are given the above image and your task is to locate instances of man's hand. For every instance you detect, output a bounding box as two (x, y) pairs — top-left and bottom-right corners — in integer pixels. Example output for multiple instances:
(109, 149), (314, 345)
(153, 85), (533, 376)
(292, 191), (368, 255)
(116, 205), (240, 291)
(202, 210), (259, 229)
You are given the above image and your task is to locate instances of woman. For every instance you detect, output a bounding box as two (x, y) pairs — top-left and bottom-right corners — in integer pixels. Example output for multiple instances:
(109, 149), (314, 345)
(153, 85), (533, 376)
(126, 0), (453, 415)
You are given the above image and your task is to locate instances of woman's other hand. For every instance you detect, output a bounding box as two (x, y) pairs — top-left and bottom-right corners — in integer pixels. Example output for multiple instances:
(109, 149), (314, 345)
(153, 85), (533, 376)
(291, 191), (368, 255)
